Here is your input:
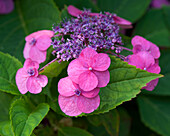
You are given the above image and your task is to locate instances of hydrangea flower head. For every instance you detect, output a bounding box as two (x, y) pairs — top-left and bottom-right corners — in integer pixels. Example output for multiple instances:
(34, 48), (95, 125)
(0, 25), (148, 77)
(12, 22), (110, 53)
(24, 30), (54, 63)
(132, 36), (160, 59)
(128, 51), (161, 91)
(68, 47), (110, 91)
(0, 0), (14, 14)
(58, 77), (100, 116)
(67, 5), (132, 28)
(15, 58), (48, 94)
(52, 8), (122, 62)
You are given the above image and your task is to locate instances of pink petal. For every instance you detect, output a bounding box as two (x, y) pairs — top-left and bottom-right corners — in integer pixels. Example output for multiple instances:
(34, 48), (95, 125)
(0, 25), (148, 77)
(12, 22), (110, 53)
(147, 63), (161, 74)
(93, 70), (110, 88)
(67, 59), (87, 84)
(113, 16), (132, 29)
(25, 30), (54, 42)
(29, 46), (47, 63)
(58, 95), (82, 116)
(23, 58), (39, 70)
(36, 75), (48, 87)
(77, 95), (100, 113)
(79, 47), (98, 68)
(92, 53), (111, 71)
(152, 0), (170, 8)
(26, 77), (42, 94)
(58, 77), (76, 97)
(15, 68), (28, 94)
(128, 54), (145, 69)
(143, 79), (159, 91)
(79, 71), (98, 91)
(23, 42), (31, 59)
(67, 5), (82, 17)
(36, 35), (52, 51)
(81, 87), (100, 98)
(149, 42), (160, 59)
(0, 0), (14, 14)
(89, 12), (100, 17)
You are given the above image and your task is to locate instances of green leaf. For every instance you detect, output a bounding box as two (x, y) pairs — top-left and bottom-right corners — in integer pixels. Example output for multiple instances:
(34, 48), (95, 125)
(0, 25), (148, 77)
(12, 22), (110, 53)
(58, 127), (93, 136)
(10, 99), (50, 136)
(142, 50), (170, 96)
(0, 0), (60, 62)
(137, 95), (170, 136)
(134, 9), (170, 47)
(97, 0), (151, 22)
(0, 52), (22, 95)
(93, 56), (162, 114)
(39, 59), (68, 78)
(0, 121), (14, 136)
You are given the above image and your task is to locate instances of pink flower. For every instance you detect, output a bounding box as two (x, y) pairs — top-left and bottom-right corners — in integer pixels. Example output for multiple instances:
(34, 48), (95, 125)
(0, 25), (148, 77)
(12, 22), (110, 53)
(67, 5), (132, 29)
(128, 51), (161, 91)
(58, 77), (100, 116)
(151, 0), (170, 8)
(68, 47), (111, 91)
(0, 0), (14, 14)
(132, 36), (160, 59)
(23, 30), (54, 63)
(15, 58), (48, 94)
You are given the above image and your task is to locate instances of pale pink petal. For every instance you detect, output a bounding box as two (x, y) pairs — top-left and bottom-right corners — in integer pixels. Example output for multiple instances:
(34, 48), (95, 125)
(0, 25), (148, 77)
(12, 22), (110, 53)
(23, 58), (39, 70)
(128, 54), (145, 69)
(58, 95), (82, 116)
(113, 16), (132, 29)
(58, 77), (76, 97)
(29, 46), (47, 63)
(143, 79), (159, 91)
(67, 59), (87, 84)
(149, 42), (160, 59)
(25, 30), (54, 42)
(77, 95), (100, 113)
(92, 53), (111, 71)
(0, 0), (14, 14)
(79, 47), (98, 68)
(81, 88), (100, 98)
(15, 68), (28, 94)
(36, 75), (48, 87)
(36, 35), (52, 51)
(147, 63), (161, 74)
(79, 71), (98, 91)
(93, 70), (110, 87)
(67, 5), (82, 17)
(23, 42), (31, 59)
(26, 77), (42, 94)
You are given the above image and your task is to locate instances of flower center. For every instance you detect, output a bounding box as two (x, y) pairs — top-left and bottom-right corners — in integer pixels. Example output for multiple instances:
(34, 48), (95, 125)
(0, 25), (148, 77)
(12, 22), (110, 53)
(29, 38), (36, 45)
(74, 89), (81, 96)
(27, 68), (35, 76)
(89, 67), (92, 71)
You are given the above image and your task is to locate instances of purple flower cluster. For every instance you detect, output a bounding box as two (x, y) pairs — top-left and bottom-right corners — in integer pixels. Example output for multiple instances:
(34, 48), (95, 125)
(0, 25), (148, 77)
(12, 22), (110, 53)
(52, 10), (122, 61)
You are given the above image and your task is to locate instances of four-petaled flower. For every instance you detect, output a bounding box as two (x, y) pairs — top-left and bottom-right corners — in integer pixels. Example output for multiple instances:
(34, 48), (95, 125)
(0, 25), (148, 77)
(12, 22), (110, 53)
(58, 77), (100, 116)
(15, 58), (48, 94)
(68, 47), (111, 91)
(23, 30), (54, 63)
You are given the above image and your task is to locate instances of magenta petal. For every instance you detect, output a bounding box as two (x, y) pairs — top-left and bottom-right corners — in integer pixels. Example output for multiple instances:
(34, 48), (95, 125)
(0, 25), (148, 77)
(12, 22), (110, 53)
(113, 16), (132, 29)
(67, 59), (87, 84)
(79, 47), (98, 67)
(29, 46), (47, 63)
(81, 88), (100, 98)
(25, 30), (54, 42)
(26, 77), (42, 94)
(79, 71), (98, 91)
(15, 68), (28, 94)
(58, 95), (82, 116)
(23, 42), (31, 59)
(89, 12), (100, 17)
(149, 42), (160, 59)
(58, 77), (76, 97)
(92, 53), (111, 71)
(143, 79), (159, 91)
(77, 95), (100, 113)
(147, 63), (161, 74)
(23, 58), (39, 70)
(128, 54), (145, 69)
(36, 75), (48, 87)
(94, 70), (110, 88)
(0, 0), (14, 14)
(36, 35), (52, 51)
(67, 5), (82, 17)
